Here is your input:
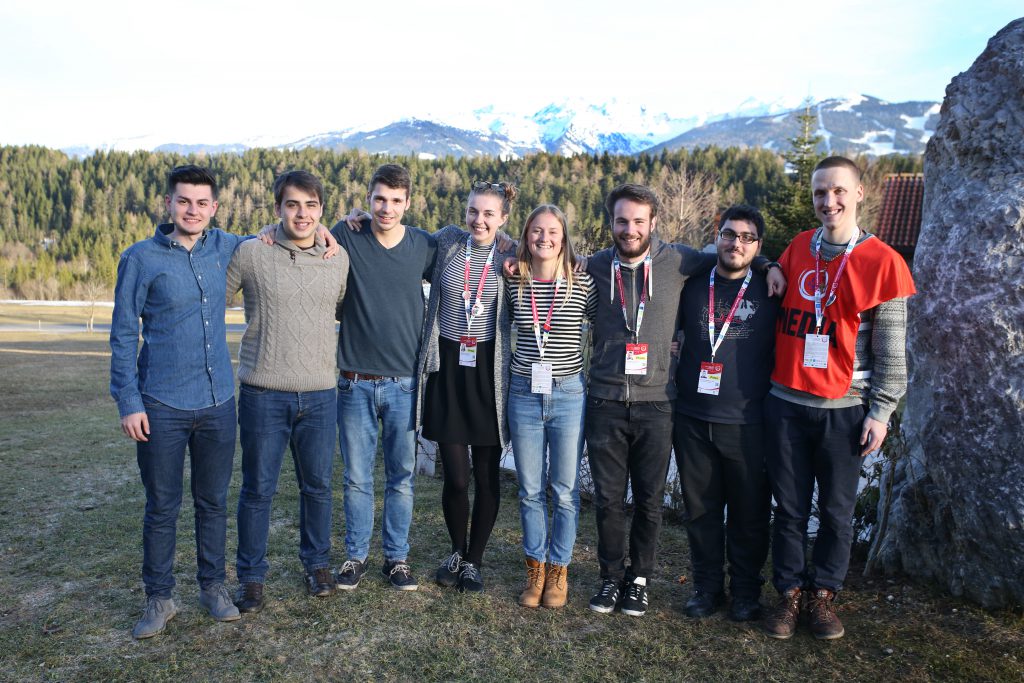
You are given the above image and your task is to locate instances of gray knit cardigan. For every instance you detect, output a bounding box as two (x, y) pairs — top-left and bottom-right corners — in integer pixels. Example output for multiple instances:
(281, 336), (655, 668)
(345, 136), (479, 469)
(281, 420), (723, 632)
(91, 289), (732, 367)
(415, 225), (516, 446)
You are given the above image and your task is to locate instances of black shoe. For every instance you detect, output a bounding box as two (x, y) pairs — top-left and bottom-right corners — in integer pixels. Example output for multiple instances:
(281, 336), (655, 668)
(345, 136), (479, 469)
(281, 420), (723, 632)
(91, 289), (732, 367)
(728, 595), (763, 622)
(620, 576), (649, 617)
(458, 561), (484, 593)
(305, 567), (336, 598)
(335, 559), (368, 591)
(588, 578), (622, 614)
(684, 588), (724, 618)
(436, 551), (462, 588)
(382, 560), (419, 591)
(233, 582), (265, 613)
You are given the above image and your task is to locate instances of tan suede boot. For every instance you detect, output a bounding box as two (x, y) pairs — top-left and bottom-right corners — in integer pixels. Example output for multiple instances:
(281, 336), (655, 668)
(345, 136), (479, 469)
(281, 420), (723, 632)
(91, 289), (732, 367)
(518, 558), (546, 608)
(542, 563), (568, 609)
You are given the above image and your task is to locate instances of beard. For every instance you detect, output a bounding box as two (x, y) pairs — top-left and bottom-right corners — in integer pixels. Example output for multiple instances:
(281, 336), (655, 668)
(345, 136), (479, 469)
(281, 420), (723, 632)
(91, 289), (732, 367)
(614, 233), (652, 260)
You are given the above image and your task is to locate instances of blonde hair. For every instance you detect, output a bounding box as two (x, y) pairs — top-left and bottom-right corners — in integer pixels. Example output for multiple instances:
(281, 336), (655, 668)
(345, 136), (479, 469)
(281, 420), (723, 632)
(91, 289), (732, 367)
(514, 204), (581, 306)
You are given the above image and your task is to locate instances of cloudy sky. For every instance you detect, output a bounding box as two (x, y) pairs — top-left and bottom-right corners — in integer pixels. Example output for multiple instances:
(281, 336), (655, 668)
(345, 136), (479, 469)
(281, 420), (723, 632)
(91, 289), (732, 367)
(1, 0), (1019, 148)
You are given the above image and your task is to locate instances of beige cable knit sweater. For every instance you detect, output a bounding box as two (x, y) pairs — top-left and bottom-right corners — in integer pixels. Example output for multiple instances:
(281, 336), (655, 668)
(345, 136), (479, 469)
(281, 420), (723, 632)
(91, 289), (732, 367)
(226, 226), (349, 391)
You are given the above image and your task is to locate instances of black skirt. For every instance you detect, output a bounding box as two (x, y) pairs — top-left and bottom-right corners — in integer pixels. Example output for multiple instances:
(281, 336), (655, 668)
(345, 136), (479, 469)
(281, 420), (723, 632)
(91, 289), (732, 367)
(422, 337), (500, 446)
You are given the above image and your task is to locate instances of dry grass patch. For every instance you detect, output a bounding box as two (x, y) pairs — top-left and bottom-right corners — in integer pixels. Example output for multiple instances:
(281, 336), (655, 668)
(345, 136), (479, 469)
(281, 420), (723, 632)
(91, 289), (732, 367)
(0, 335), (1021, 682)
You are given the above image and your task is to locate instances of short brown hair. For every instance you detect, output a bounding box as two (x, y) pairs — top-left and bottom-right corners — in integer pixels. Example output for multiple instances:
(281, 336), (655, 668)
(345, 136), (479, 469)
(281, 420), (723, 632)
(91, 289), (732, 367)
(272, 170), (324, 206)
(167, 164), (217, 198)
(368, 164), (411, 195)
(604, 183), (660, 222)
(813, 156), (862, 182)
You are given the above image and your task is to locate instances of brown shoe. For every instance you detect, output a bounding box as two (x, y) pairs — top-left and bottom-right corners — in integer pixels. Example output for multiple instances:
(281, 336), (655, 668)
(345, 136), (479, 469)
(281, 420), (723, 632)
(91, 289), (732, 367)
(518, 558), (546, 608)
(542, 563), (568, 609)
(762, 587), (802, 639)
(807, 588), (845, 640)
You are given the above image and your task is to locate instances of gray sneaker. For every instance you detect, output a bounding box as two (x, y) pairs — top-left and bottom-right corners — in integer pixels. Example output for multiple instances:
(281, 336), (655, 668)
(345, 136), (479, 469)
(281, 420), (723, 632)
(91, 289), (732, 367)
(132, 596), (177, 639)
(199, 583), (241, 622)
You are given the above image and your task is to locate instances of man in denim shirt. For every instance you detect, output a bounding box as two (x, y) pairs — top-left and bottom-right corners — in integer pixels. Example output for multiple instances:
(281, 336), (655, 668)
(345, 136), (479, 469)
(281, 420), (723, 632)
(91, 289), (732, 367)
(110, 165), (245, 639)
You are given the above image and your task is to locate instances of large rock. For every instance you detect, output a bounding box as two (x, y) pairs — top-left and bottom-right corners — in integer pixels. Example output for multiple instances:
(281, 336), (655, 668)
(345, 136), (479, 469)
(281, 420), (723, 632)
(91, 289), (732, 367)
(872, 18), (1024, 608)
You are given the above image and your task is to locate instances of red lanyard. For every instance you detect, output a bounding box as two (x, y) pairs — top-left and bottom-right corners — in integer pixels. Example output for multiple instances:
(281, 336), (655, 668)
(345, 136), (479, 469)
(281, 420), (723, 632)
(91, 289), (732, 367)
(813, 229), (857, 333)
(529, 279), (562, 360)
(707, 268), (752, 362)
(463, 237), (496, 332)
(612, 255), (651, 338)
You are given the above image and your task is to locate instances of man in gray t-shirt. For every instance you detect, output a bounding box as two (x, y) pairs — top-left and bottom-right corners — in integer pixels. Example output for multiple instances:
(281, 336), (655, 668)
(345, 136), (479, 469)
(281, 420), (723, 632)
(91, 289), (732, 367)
(331, 164), (437, 592)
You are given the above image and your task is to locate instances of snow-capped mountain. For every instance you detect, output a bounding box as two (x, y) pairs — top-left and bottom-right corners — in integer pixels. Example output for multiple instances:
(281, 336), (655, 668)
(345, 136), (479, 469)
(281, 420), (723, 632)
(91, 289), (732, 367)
(650, 95), (941, 155)
(61, 95), (940, 159)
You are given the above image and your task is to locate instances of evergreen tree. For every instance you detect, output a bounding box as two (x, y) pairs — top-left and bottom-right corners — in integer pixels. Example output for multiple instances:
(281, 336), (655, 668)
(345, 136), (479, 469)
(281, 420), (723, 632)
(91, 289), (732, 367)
(763, 100), (823, 259)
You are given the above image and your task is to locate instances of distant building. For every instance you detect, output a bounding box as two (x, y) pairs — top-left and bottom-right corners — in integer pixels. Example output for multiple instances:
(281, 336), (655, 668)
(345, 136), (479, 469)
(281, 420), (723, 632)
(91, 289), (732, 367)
(874, 173), (923, 263)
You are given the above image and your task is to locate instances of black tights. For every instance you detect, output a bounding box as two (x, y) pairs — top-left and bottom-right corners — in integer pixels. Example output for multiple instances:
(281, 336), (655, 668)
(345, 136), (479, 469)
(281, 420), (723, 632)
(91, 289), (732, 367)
(439, 443), (502, 566)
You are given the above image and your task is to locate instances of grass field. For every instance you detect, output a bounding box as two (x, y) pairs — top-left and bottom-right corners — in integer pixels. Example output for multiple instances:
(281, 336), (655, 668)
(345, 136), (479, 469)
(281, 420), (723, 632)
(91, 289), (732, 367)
(0, 331), (1021, 682)
(0, 302), (246, 327)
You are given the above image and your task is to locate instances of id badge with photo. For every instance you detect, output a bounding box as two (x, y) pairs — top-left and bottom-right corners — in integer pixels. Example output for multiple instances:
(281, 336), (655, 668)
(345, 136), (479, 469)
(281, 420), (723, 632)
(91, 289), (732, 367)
(803, 333), (830, 369)
(531, 362), (553, 394)
(459, 336), (478, 367)
(697, 362), (723, 396)
(625, 343), (648, 375)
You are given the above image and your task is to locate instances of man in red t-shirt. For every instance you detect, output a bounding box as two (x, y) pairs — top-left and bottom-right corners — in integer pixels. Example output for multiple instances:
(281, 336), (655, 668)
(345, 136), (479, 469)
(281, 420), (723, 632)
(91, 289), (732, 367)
(762, 156), (915, 641)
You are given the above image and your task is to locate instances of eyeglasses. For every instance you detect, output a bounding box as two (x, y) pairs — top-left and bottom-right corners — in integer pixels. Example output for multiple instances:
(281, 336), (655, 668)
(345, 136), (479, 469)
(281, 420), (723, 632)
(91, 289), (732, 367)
(471, 180), (505, 195)
(718, 228), (760, 244)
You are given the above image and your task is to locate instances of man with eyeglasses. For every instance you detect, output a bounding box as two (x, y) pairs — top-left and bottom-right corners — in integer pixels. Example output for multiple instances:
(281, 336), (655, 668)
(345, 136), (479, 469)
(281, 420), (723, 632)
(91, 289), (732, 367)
(762, 156), (915, 640)
(671, 205), (779, 623)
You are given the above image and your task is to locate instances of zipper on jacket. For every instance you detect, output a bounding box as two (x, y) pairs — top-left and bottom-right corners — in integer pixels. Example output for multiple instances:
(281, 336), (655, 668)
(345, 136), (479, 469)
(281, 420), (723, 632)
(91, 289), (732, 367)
(290, 251), (296, 263)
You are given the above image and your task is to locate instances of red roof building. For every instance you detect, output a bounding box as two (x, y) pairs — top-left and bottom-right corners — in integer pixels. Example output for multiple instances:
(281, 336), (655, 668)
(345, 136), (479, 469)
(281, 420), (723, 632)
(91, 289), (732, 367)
(874, 173), (924, 259)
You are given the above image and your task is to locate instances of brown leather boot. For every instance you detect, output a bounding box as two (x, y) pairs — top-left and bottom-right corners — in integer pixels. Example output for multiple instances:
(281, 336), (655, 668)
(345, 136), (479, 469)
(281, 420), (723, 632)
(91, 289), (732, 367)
(518, 558), (545, 608)
(761, 587), (802, 639)
(807, 588), (845, 640)
(541, 563), (568, 609)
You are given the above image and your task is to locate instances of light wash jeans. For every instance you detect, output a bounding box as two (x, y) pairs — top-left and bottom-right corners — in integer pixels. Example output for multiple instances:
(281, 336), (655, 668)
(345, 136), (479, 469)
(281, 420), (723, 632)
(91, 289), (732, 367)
(337, 375), (417, 563)
(508, 372), (585, 566)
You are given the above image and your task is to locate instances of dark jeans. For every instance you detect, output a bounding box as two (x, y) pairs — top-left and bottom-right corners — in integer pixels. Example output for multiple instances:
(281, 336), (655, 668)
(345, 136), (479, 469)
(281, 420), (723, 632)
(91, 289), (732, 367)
(236, 385), (336, 583)
(764, 394), (866, 593)
(585, 397), (674, 581)
(672, 414), (770, 599)
(137, 396), (236, 598)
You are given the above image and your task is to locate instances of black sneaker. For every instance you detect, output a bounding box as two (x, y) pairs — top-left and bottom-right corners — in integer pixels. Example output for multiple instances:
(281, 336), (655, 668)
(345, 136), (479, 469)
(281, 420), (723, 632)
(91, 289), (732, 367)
(728, 594), (763, 622)
(382, 560), (419, 591)
(458, 561), (484, 593)
(588, 578), (622, 614)
(335, 559), (368, 591)
(620, 576), (649, 617)
(305, 567), (336, 598)
(684, 588), (724, 618)
(436, 551), (462, 588)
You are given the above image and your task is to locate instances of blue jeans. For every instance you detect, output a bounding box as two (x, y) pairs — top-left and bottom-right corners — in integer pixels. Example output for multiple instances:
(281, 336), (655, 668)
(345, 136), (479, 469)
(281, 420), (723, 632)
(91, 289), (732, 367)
(508, 372), (586, 566)
(764, 395), (866, 593)
(136, 396), (236, 598)
(236, 385), (336, 582)
(337, 375), (417, 562)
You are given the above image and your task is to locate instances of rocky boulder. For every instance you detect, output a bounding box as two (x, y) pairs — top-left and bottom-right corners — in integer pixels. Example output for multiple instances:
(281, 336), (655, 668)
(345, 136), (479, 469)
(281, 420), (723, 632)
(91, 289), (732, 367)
(871, 18), (1024, 608)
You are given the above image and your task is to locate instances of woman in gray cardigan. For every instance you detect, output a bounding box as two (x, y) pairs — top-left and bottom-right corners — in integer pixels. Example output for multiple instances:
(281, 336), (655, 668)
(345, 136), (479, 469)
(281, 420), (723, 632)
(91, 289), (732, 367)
(418, 181), (517, 593)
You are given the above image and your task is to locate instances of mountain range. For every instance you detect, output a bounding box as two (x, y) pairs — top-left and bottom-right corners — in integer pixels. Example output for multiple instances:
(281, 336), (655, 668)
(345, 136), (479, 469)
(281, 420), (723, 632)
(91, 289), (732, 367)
(66, 95), (940, 159)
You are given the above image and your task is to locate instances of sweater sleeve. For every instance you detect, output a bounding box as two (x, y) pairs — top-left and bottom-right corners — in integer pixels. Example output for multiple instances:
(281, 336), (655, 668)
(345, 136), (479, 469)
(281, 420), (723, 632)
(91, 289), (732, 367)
(866, 296), (909, 424)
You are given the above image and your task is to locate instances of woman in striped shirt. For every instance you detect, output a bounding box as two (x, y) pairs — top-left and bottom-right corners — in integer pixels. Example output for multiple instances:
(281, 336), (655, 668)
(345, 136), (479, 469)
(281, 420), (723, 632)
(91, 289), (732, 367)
(505, 205), (597, 609)
(419, 181), (518, 593)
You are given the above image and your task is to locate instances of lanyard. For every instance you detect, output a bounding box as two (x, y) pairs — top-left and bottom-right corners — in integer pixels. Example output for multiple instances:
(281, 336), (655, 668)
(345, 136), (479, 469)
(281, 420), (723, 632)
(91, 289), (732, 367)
(813, 229), (857, 333)
(612, 255), (652, 339)
(530, 279), (563, 360)
(463, 236), (496, 333)
(707, 268), (753, 362)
